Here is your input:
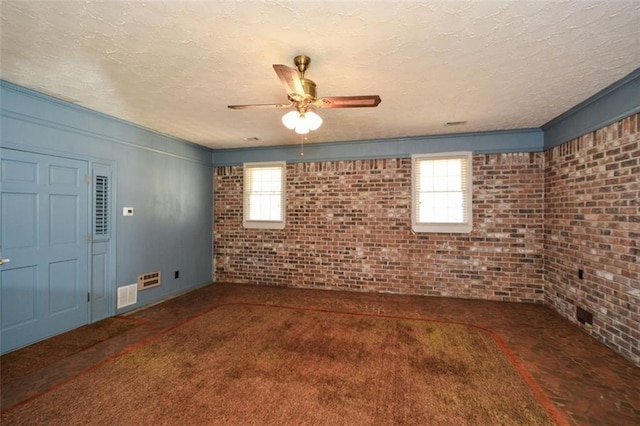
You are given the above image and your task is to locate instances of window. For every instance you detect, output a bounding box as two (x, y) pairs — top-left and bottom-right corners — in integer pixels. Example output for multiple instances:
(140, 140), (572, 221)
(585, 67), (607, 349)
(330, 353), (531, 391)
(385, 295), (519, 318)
(411, 152), (472, 233)
(243, 162), (286, 229)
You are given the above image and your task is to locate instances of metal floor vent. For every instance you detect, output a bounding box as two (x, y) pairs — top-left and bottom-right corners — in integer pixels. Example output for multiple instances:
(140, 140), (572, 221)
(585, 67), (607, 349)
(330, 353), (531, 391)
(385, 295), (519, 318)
(138, 271), (161, 290)
(117, 284), (138, 309)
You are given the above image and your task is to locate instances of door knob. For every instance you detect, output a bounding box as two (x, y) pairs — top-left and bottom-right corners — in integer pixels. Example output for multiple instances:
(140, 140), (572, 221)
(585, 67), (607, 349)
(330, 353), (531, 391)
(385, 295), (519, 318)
(0, 259), (10, 265)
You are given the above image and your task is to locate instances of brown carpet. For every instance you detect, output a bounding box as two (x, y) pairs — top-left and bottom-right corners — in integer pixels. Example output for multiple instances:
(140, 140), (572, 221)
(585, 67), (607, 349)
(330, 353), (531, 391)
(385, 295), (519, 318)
(1, 304), (556, 425)
(0, 316), (142, 386)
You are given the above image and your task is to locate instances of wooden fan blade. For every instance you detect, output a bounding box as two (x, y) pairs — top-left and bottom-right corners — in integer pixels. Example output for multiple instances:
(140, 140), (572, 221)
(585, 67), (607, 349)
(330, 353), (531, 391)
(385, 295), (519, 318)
(313, 95), (381, 109)
(228, 102), (293, 110)
(273, 64), (305, 98)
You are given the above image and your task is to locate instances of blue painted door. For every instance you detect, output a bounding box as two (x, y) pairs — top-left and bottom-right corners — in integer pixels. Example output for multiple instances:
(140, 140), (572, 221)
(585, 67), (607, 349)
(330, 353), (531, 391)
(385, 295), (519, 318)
(1, 148), (90, 354)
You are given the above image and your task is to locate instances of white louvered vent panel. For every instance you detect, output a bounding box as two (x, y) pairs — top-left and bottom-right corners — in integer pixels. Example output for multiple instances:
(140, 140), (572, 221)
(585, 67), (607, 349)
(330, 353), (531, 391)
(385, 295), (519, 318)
(94, 175), (109, 236)
(137, 271), (161, 290)
(117, 284), (137, 309)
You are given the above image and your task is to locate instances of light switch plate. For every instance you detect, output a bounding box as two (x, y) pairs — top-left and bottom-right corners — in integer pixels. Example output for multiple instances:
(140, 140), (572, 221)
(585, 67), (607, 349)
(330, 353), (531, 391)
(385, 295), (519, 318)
(123, 207), (134, 216)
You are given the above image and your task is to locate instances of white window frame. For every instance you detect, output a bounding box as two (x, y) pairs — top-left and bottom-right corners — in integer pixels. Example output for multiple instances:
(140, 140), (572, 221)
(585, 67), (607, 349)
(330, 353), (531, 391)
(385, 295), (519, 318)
(243, 161), (286, 229)
(411, 152), (473, 233)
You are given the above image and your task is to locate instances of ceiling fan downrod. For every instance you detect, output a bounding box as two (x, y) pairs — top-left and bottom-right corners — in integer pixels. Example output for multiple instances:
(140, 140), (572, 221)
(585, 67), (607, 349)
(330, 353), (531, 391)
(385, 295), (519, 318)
(293, 55), (311, 77)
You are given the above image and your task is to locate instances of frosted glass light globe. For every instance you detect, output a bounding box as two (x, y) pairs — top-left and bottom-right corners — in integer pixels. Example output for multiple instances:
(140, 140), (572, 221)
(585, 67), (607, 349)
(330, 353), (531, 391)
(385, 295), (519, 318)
(282, 110), (300, 130)
(294, 117), (310, 134)
(305, 111), (323, 131)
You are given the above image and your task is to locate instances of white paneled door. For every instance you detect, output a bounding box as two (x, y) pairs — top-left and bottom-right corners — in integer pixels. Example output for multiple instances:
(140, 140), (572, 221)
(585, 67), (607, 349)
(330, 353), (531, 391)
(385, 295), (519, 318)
(1, 148), (89, 354)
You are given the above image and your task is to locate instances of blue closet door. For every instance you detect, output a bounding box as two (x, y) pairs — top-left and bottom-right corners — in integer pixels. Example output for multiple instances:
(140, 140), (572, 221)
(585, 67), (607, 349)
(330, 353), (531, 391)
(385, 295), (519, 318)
(1, 148), (89, 354)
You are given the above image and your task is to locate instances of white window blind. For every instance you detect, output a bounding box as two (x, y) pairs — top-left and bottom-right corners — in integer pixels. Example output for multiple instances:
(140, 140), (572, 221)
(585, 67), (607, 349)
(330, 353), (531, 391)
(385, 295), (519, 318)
(411, 152), (472, 233)
(243, 162), (286, 229)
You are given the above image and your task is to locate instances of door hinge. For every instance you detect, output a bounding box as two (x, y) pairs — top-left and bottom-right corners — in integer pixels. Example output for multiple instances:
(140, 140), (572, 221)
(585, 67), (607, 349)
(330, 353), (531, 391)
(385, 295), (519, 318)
(87, 292), (91, 302)
(87, 233), (92, 243)
(86, 175), (92, 184)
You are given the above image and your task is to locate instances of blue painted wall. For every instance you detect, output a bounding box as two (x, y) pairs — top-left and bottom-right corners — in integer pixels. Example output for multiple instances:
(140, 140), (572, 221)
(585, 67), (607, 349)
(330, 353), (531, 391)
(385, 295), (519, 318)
(0, 81), (213, 314)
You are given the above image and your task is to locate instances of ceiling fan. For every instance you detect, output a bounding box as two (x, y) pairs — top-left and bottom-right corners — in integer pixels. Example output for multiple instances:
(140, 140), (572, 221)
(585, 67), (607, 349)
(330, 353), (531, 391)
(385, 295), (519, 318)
(228, 55), (381, 134)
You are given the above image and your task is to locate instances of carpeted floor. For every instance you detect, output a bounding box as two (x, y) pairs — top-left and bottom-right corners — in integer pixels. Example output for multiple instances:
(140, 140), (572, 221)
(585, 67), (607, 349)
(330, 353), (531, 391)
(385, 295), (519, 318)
(1, 303), (557, 425)
(2, 283), (639, 424)
(0, 316), (142, 386)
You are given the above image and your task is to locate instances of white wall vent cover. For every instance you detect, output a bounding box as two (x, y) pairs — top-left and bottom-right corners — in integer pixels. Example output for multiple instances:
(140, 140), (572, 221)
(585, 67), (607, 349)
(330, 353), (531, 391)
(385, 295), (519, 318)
(138, 271), (161, 290)
(117, 284), (138, 309)
(94, 175), (110, 236)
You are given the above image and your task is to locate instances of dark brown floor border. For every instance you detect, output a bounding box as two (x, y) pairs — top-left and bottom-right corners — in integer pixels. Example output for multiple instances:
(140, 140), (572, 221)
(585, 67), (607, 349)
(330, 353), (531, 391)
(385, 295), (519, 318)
(0, 315), (151, 389)
(0, 304), (219, 414)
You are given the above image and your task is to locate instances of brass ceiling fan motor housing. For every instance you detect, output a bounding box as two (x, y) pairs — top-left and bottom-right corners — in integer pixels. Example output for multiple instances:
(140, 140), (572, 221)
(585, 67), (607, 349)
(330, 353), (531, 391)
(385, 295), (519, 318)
(300, 78), (317, 100)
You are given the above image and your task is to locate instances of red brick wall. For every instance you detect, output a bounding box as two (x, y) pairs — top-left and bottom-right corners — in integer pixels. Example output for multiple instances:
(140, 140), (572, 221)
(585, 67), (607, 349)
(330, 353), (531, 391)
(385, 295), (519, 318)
(544, 113), (639, 365)
(214, 152), (545, 302)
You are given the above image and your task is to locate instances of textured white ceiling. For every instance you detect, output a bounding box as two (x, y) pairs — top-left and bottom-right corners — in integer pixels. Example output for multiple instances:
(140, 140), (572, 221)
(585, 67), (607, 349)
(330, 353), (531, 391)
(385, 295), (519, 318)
(1, 1), (639, 149)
